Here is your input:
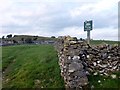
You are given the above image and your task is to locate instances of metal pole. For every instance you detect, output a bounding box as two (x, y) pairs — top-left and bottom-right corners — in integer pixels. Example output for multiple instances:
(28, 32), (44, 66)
(87, 30), (90, 44)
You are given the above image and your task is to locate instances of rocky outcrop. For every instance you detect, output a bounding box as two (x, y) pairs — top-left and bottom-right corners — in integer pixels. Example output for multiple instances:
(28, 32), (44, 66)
(55, 36), (119, 89)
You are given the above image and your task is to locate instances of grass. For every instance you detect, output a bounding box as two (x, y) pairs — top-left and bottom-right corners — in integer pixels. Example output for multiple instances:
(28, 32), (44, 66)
(90, 40), (119, 45)
(2, 45), (64, 88)
(2, 43), (120, 89)
(88, 73), (120, 89)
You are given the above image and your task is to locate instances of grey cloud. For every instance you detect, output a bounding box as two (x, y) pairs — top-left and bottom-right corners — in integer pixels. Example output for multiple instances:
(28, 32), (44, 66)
(1, 0), (118, 41)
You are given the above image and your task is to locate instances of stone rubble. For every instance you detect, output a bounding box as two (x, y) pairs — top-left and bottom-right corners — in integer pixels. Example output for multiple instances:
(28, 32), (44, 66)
(55, 36), (120, 89)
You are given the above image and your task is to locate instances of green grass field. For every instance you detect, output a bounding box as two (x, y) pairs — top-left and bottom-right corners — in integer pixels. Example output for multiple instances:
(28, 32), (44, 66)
(2, 45), (64, 88)
(2, 44), (120, 88)
(90, 40), (119, 45)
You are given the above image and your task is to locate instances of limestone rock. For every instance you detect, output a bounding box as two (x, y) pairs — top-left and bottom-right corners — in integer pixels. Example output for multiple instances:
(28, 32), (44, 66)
(68, 62), (83, 72)
(111, 74), (117, 79)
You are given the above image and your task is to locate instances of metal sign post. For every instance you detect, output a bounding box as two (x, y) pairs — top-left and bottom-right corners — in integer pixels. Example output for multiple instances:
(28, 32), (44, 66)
(87, 30), (90, 44)
(84, 20), (93, 44)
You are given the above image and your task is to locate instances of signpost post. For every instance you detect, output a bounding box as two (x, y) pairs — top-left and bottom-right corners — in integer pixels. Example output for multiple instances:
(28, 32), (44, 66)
(84, 20), (93, 44)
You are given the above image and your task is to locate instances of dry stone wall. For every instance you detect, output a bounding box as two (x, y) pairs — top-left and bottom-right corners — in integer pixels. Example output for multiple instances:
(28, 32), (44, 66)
(55, 36), (120, 89)
(84, 44), (119, 77)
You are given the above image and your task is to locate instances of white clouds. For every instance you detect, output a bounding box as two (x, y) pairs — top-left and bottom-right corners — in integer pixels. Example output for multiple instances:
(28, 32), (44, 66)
(0, 0), (48, 26)
(91, 27), (118, 41)
(91, 0), (118, 13)
(56, 26), (85, 37)
(56, 26), (118, 41)
(70, 4), (93, 18)
(69, 0), (118, 30)
(70, 0), (119, 18)
(0, 0), (119, 41)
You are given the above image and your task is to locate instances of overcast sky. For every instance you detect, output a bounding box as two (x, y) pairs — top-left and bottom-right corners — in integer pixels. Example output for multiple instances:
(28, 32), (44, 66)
(0, 0), (119, 41)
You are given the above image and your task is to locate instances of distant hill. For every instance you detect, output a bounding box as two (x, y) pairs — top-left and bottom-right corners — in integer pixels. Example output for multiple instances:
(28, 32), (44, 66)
(1, 35), (119, 45)
(2, 35), (56, 41)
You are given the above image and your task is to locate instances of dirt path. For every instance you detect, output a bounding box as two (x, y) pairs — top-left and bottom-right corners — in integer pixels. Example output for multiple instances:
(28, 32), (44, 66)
(2, 59), (16, 84)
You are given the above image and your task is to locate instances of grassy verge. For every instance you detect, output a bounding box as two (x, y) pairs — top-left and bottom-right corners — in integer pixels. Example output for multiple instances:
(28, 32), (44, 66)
(90, 40), (119, 45)
(2, 45), (64, 88)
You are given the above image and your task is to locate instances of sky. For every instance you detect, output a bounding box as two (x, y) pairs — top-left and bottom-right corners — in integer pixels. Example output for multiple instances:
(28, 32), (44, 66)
(0, 0), (119, 41)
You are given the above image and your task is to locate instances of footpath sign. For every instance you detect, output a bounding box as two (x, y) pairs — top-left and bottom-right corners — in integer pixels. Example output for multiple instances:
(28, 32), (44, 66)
(84, 20), (93, 44)
(84, 20), (92, 31)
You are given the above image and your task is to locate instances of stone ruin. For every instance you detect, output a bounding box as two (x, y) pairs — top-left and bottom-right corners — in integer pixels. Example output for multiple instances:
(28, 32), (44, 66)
(55, 36), (120, 89)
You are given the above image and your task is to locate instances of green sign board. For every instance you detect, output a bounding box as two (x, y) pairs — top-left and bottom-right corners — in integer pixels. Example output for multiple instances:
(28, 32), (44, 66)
(84, 20), (93, 31)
